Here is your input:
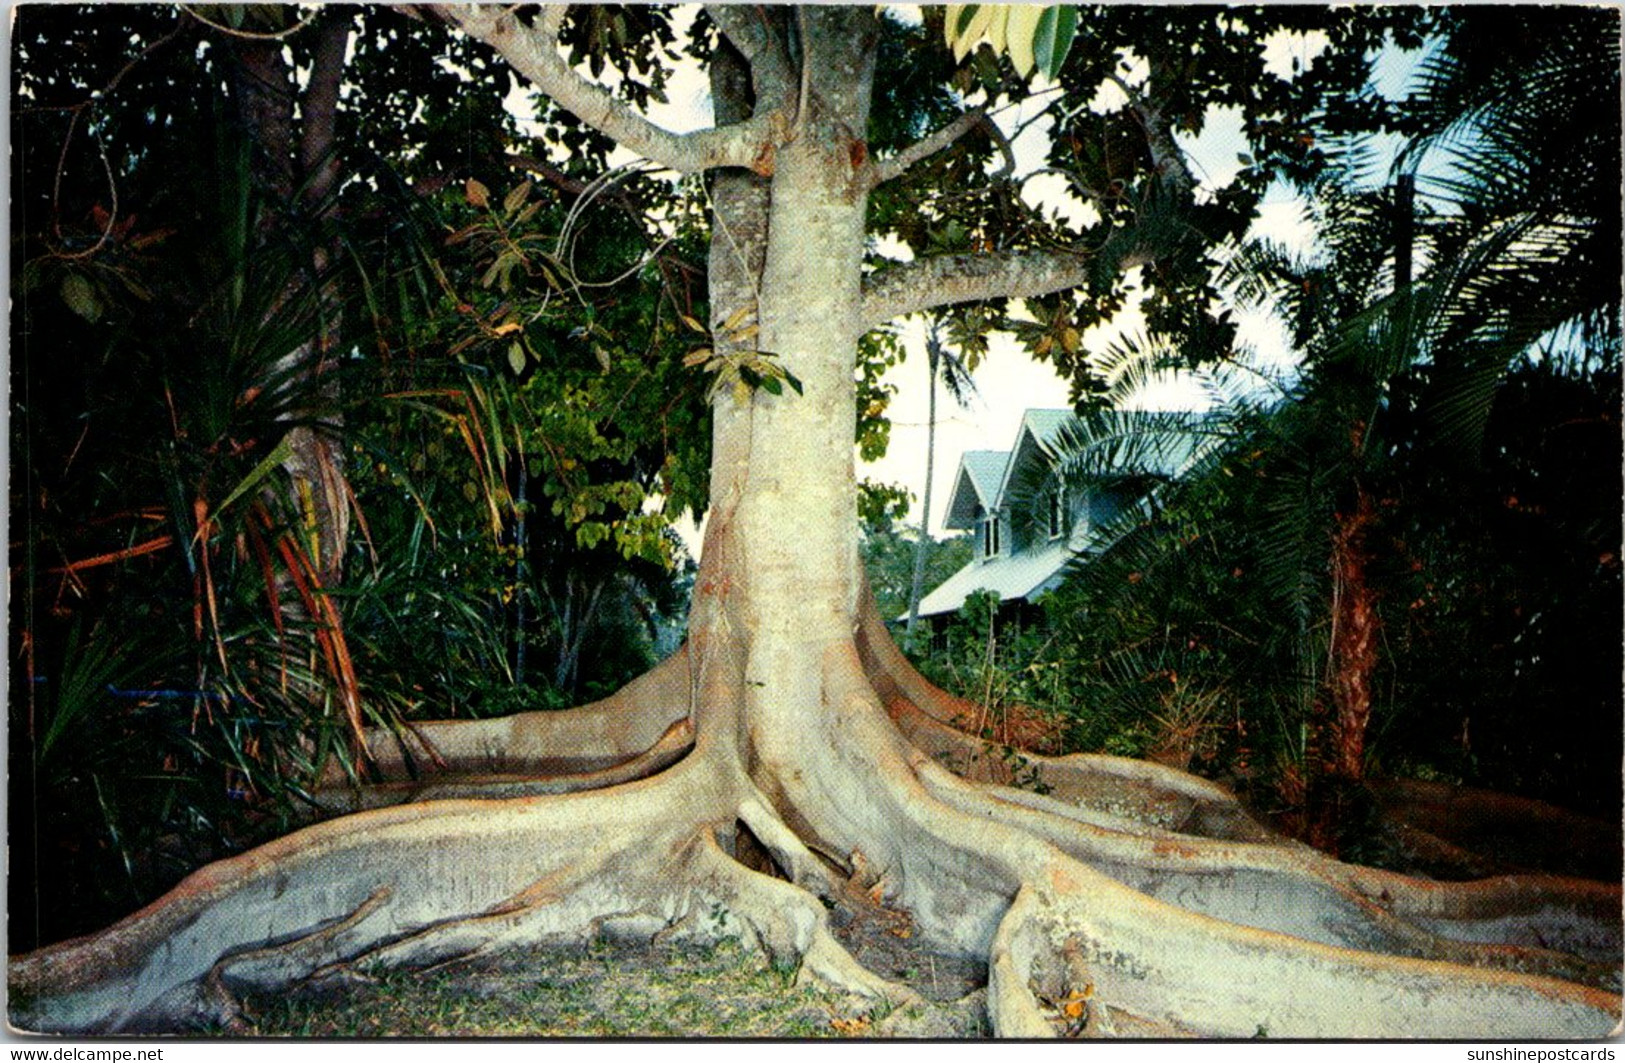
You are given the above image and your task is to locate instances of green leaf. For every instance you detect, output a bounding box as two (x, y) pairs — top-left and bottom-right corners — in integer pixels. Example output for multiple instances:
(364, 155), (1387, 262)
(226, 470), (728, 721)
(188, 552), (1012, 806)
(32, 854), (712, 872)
(60, 273), (103, 322)
(214, 437), (295, 517)
(503, 180), (532, 216)
(1032, 6), (1079, 80)
(949, 5), (995, 61)
(507, 342), (526, 376)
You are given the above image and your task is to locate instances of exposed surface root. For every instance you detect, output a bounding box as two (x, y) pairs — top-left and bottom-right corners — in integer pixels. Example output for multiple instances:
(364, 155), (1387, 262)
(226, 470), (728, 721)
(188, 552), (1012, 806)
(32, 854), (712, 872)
(984, 866), (1619, 1039)
(919, 761), (1619, 992)
(737, 792), (848, 897)
(312, 718), (695, 813)
(347, 646), (692, 782)
(12, 744), (917, 1034)
(11, 623), (1620, 1039)
(686, 831), (920, 1006)
(859, 593), (1622, 995)
(856, 597), (1274, 842)
(813, 640), (1619, 1036)
(13, 761), (731, 1032)
(986, 887), (1054, 1037)
(1371, 778), (1622, 881)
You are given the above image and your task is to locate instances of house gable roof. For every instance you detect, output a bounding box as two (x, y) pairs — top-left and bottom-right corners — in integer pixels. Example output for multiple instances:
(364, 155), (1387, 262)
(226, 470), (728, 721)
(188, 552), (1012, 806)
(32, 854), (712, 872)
(1021, 408), (1076, 450)
(1057, 408), (1216, 482)
(911, 407), (1215, 622)
(943, 450), (1009, 530)
(992, 408), (1073, 511)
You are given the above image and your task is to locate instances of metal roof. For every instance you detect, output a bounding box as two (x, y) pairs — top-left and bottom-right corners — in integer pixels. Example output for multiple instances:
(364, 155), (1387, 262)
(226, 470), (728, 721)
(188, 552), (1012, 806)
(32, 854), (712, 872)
(992, 409), (1076, 512)
(910, 536), (1076, 619)
(943, 450), (1011, 530)
(912, 408), (1216, 622)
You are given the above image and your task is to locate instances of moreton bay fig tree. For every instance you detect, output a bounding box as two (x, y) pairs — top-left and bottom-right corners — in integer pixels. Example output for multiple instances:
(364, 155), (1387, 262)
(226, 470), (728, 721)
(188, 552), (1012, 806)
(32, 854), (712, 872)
(11, 5), (1620, 1037)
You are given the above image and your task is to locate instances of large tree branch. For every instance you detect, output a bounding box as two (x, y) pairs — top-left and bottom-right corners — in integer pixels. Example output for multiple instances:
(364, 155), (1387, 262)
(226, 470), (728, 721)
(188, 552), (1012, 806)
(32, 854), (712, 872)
(868, 106), (995, 189)
(1108, 70), (1196, 196)
(434, 5), (783, 175)
(860, 245), (1150, 331)
(865, 71), (1200, 329)
(704, 4), (796, 115)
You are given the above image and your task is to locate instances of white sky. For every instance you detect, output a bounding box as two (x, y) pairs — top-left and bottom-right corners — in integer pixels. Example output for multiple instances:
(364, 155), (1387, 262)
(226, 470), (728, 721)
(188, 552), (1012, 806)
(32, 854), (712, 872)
(506, 12), (1428, 554)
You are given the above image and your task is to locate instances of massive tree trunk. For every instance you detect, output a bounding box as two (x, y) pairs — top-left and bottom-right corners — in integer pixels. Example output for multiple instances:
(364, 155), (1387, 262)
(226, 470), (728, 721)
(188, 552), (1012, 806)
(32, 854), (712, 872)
(10, 7), (1620, 1038)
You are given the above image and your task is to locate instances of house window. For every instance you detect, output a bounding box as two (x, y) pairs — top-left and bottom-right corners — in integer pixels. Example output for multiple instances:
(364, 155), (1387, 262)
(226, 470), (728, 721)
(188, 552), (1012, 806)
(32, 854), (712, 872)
(1048, 491), (1064, 539)
(983, 514), (1001, 558)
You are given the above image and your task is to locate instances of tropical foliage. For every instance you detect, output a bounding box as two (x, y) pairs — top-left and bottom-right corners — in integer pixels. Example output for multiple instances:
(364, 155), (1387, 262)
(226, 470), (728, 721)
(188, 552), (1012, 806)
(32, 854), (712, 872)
(10, 6), (709, 946)
(908, 7), (1621, 855)
(12, 4), (1623, 1039)
(11, 0), (1618, 983)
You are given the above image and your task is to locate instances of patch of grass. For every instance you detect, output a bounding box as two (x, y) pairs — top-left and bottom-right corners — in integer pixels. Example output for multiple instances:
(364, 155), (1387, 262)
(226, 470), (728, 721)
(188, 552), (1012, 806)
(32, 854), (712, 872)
(236, 939), (939, 1038)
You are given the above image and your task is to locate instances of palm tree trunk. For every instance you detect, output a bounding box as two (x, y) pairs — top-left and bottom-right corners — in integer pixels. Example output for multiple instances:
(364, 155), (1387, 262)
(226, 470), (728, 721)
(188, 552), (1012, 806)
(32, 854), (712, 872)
(1329, 486), (1379, 781)
(905, 337), (940, 637)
